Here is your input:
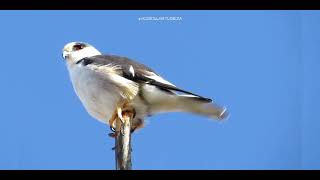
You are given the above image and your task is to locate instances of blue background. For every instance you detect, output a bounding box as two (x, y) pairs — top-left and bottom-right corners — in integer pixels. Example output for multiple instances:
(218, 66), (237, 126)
(0, 10), (319, 170)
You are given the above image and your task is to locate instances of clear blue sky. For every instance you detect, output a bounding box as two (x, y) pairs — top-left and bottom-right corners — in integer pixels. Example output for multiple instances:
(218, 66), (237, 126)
(0, 10), (319, 170)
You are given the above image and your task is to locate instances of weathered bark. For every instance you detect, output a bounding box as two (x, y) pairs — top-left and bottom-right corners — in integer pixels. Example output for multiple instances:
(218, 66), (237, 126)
(115, 111), (132, 170)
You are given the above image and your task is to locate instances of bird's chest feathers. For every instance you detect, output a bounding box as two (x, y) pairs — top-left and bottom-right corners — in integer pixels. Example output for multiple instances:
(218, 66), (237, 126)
(68, 65), (120, 121)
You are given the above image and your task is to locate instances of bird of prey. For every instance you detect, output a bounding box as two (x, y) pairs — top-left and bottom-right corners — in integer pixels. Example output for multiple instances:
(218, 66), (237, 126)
(62, 42), (228, 135)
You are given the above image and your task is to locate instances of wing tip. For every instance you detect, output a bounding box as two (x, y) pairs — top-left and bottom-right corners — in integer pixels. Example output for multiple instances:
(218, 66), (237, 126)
(179, 94), (212, 103)
(202, 97), (213, 103)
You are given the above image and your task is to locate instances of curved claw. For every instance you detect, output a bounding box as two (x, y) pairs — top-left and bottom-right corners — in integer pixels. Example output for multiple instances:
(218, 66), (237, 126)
(130, 127), (137, 134)
(110, 125), (116, 132)
(108, 132), (116, 138)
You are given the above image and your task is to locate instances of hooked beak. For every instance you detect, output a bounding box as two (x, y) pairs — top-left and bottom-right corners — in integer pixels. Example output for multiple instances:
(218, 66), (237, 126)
(62, 44), (73, 60)
(62, 51), (70, 59)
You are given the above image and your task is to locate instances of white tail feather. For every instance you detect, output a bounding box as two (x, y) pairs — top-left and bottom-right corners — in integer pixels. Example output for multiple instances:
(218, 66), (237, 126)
(149, 94), (229, 120)
(175, 96), (228, 120)
(142, 84), (229, 120)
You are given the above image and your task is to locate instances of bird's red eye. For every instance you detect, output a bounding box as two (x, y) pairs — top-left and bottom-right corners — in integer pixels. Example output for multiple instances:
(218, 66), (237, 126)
(73, 44), (84, 51)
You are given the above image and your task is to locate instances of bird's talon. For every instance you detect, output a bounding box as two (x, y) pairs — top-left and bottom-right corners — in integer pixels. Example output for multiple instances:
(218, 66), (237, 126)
(110, 126), (116, 132)
(130, 127), (137, 134)
(117, 107), (124, 123)
(108, 132), (116, 138)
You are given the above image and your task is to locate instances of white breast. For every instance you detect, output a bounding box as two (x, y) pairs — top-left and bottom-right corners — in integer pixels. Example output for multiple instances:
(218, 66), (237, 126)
(67, 63), (122, 124)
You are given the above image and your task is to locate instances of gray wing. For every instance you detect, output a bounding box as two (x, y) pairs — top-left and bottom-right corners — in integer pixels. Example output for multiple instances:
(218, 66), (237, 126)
(77, 54), (212, 102)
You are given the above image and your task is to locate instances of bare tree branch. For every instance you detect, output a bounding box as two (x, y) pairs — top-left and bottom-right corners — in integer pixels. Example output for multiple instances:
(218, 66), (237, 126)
(115, 111), (132, 170)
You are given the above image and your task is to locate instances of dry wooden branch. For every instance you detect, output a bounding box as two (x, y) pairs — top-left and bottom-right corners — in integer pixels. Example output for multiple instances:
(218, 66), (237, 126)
(115, 111), (132, 170)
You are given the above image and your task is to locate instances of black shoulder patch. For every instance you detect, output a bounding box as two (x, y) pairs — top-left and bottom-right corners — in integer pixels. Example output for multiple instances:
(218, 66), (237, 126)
(76, 58), (93, 66)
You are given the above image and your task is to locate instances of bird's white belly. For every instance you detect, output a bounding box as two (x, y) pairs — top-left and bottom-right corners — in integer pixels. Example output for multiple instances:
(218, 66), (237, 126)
(69, 65), (122, 124)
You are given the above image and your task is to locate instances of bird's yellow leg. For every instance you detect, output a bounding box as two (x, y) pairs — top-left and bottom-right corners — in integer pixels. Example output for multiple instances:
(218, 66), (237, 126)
(108, 110), (118, 138)
(117, 101), (135, 123)
(108, 101), (129, 131)
(108, 101), (129, 133)
(109, 101), (135, 138)
(121, 102), (135, 120)
(117, 106), (124, 124)
(108, 110), (117, 130)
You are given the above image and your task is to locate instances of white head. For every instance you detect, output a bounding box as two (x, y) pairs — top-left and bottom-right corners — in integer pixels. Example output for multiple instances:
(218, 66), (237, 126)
(62, 42), (102, 63)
